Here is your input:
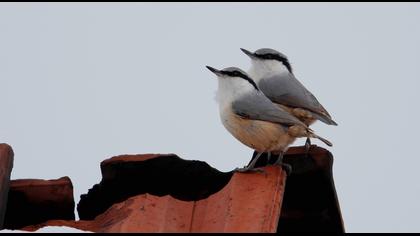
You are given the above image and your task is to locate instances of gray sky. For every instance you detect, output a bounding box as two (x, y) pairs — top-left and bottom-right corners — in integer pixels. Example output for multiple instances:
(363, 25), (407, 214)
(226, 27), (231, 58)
(1, 3), (420, 233)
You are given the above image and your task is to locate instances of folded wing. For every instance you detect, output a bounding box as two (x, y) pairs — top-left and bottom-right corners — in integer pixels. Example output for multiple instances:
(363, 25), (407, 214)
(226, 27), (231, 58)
(258, 73), (337, 125)
(232, 92), (307, 127)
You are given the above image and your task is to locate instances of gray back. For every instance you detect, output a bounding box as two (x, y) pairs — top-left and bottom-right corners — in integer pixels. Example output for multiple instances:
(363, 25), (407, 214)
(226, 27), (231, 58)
(258, 73), (336, 124)
(254, 48), (288, 59)
(232, 91), (306, 127)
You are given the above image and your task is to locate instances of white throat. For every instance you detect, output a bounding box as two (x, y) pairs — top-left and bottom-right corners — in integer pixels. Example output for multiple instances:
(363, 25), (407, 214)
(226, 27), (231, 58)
(248, 60), (289, 82)
(215, 76), (256, 111)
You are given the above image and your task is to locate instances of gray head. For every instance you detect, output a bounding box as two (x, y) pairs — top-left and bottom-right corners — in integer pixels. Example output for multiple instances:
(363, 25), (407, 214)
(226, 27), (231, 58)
(240, 48), (293, 73)
(206, 66), (259, 90)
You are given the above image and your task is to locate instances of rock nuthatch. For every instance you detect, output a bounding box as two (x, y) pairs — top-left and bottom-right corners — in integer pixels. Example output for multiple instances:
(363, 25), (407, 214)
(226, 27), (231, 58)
(206, 66), (332, 173)
(240, 48), (337, 127)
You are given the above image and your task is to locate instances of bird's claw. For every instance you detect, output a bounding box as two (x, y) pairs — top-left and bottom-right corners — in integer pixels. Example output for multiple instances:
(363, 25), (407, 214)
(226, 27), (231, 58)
(305, 137), (311, 153)
(278, 163), (292, 176)
(273, 158), (292, 176)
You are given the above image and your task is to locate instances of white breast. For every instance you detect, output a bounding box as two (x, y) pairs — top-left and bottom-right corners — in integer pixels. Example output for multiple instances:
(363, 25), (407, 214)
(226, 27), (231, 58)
(215, 77), (296, 153)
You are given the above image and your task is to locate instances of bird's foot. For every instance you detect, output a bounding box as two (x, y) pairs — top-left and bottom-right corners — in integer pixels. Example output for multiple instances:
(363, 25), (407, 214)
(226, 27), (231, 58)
(305, 137), (311, 154)
(277, 163), (292, 176)
(234, 166), (265, 174)
(273, 153), (292, 176)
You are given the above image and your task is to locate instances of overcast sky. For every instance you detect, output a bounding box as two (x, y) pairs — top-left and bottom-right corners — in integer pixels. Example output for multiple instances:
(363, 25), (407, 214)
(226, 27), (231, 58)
(1, 3), (420, 233)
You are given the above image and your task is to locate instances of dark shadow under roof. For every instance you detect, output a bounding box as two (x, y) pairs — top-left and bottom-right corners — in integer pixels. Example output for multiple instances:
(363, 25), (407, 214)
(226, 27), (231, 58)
(76, 145), (344, 233)
(250, 145), (345, 233)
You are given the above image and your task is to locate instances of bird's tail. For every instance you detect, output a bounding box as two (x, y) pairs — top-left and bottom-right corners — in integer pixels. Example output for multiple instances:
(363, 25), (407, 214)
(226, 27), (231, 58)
(312, 112), (338, 126)
(308, 129), (333, 147)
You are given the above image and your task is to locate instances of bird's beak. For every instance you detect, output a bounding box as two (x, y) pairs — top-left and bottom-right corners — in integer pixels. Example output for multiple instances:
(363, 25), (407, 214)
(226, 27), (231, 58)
(240, 48), (256, 58)
(206, 66), (222, 76)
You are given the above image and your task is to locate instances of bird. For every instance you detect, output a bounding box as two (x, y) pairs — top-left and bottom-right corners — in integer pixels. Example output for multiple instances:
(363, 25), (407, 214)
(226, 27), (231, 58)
(240, 48), (337, 128)
(206, 66), (332, 173)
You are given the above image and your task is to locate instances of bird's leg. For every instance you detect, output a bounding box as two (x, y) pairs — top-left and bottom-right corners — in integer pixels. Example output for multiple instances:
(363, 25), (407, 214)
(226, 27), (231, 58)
(305, 137), (311, 156)
(273, 152), (292, 175)
(267, 152), (272, 164)
(235, 152), (265, 173)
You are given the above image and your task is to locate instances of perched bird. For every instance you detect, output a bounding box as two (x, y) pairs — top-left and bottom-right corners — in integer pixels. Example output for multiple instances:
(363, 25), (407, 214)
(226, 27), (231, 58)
(206, 66), (332, 172)
(240, 48), (337, 127)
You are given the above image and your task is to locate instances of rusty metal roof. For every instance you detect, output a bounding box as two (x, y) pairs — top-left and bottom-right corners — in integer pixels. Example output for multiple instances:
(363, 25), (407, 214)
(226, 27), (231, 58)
(25, 166), (286, 233)
(4, 145), (344, 233)
(4, 177), (75, 230)
(250, 145), (345, 233)
(77, 153), (234, 220)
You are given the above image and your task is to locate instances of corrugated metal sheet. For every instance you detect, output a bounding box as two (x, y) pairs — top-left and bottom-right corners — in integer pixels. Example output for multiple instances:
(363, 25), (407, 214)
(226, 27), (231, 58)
(23, 166), (286, 232)
(250, 145), (345, 232)
(77, 153), (234, 220)
(18, 145), (344, 233)
(4, 177), (75, 230)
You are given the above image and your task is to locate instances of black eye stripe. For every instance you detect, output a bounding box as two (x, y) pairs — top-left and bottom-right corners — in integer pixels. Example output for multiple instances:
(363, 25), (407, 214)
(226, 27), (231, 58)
(222, 70), (259, 91)
(256, 53), (284, 61)
(255, 53), (293, 73)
